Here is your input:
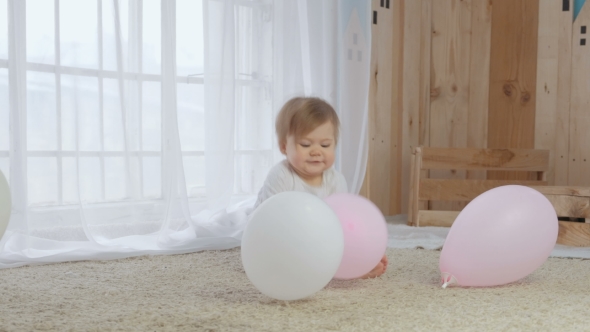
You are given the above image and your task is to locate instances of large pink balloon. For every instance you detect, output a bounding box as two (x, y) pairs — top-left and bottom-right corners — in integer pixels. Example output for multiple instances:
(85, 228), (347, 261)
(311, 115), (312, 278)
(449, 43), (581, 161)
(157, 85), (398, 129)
(324, 193), (388, 280)
(439, 185), (558, 287)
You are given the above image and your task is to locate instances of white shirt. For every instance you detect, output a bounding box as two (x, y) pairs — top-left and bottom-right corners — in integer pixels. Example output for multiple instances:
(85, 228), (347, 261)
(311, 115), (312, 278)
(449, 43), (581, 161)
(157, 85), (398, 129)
(253, 159), (348, 210)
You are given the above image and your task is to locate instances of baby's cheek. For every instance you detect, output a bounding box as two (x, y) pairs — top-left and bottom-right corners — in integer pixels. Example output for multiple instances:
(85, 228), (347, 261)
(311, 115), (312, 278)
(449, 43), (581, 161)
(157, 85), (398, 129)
(326, 149), (335, 161)
(290, 152), (306, 166)
(324, 156), (335, 168)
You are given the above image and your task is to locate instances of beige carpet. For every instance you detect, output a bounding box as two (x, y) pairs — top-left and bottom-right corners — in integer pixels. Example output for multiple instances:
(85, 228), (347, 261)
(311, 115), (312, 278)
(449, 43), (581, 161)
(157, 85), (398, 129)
(0, 247), (588, 331)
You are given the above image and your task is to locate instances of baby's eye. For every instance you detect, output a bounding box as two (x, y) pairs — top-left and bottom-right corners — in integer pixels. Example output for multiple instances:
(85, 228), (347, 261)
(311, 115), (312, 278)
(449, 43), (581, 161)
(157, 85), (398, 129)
(321, 144), (331, 148)
(299, 144), (310, 148)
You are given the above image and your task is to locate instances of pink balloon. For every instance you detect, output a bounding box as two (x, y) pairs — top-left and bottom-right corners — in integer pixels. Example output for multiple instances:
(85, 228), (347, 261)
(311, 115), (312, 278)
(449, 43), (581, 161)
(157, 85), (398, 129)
(439, 185), (558, 287)
(324, 193), (388, 280)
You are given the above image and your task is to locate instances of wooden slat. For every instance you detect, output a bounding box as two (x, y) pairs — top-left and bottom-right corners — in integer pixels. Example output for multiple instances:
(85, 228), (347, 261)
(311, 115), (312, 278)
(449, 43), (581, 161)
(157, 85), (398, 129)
(428, 0), (472, 213)
(400, 0), (423, 213)
(530, 185), (590, 197)
(368, 0), (394, 214)
(408, 147), (422, 226)
(389, 0), (404, 215)
(558, 222), (590, 246)
(568, 2), (590, 186)
(419, 179), (548, 201)
(418, 210), (590, 247)
(544, 194), (590, 218)
(466, 0), (492, 181)
(417, 0), (432, 215)
(420, 147), (550, 171)
(555, 0), (573, 185)
(488, 0), (539, 181)
(417, 210), (458, 227)
(534, 0), (560, 185)
(418, 0), (431, 148)
(429, 0), (472, 151)
(407, 147), (416, 222)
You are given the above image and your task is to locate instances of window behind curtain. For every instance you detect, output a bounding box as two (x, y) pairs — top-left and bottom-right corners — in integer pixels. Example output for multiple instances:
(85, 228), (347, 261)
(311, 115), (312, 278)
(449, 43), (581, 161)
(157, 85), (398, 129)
(0, 0), (273, 208)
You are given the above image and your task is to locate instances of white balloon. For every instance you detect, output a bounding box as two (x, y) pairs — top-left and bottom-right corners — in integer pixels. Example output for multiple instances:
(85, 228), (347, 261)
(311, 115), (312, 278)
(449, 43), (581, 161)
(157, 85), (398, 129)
(241, 191), (344, 301)
(0, 170), (10, 241)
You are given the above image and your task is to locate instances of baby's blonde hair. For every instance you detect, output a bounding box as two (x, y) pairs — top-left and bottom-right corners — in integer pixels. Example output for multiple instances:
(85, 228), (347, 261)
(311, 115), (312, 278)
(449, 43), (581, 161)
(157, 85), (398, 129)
(275, 97), (340, 150)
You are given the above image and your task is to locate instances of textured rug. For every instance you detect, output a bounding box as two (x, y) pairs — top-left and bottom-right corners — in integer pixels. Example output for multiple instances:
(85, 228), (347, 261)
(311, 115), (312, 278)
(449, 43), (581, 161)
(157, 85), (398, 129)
(0, 246), (589, 331)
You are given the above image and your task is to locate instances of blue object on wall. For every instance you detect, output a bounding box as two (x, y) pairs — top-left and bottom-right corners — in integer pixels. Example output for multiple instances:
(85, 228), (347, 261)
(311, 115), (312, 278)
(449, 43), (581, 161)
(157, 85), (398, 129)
(575, 0), (585, 21)
(340, 0), (369, 38)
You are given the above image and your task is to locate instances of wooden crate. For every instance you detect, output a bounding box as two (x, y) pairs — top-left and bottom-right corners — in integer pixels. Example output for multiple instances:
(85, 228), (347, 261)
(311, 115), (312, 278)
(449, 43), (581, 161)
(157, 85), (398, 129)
(408, 146), (590, 246)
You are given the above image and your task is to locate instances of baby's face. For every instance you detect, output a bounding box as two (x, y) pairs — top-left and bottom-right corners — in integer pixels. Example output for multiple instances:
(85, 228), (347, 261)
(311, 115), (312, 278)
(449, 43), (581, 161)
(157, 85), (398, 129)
(281, 121), (336, 183)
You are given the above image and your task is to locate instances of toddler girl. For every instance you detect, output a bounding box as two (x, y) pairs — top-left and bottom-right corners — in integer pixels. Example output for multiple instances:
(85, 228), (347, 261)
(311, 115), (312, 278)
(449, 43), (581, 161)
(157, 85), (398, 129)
(254, 97), (387, 278)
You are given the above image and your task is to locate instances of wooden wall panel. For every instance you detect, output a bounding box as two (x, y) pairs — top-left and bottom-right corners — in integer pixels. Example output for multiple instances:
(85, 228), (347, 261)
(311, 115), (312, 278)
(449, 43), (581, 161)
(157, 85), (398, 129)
(429, 0), (471, 150)
(389, 0), (404, 214)
(428, 0), (472, 211)
(555, 0), (574, 185)
(417, 0), (432, 213)
(366, 0), (395, 213)
(365, 0), (585, 217)
(535, 0), (560, 184)
(487, 0), (539, 180)
(569, 2), (590, 186)
(400, 0), (424, 213)
(466, 0), (492, 161)
(419, 0), (432, 149)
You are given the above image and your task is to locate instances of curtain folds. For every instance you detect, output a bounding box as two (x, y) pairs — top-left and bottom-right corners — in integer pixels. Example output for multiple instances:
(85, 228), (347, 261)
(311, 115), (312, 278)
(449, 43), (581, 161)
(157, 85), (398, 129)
(0, 0), (371, 268)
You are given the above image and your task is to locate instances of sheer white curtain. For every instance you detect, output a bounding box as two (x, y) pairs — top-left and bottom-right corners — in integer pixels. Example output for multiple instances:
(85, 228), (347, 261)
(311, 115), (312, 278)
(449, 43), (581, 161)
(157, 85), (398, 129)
(274, 0), (371, 193)
(0, 0), (371, 268)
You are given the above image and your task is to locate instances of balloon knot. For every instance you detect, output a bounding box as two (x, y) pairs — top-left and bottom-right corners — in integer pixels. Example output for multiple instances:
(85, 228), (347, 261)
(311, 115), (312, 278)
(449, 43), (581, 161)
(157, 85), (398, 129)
(440, 272), (457, 288)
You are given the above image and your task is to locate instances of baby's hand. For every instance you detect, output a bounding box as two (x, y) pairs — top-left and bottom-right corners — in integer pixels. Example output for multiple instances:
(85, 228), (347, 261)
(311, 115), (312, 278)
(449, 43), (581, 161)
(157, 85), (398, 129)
(361, 254), (388, 279)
